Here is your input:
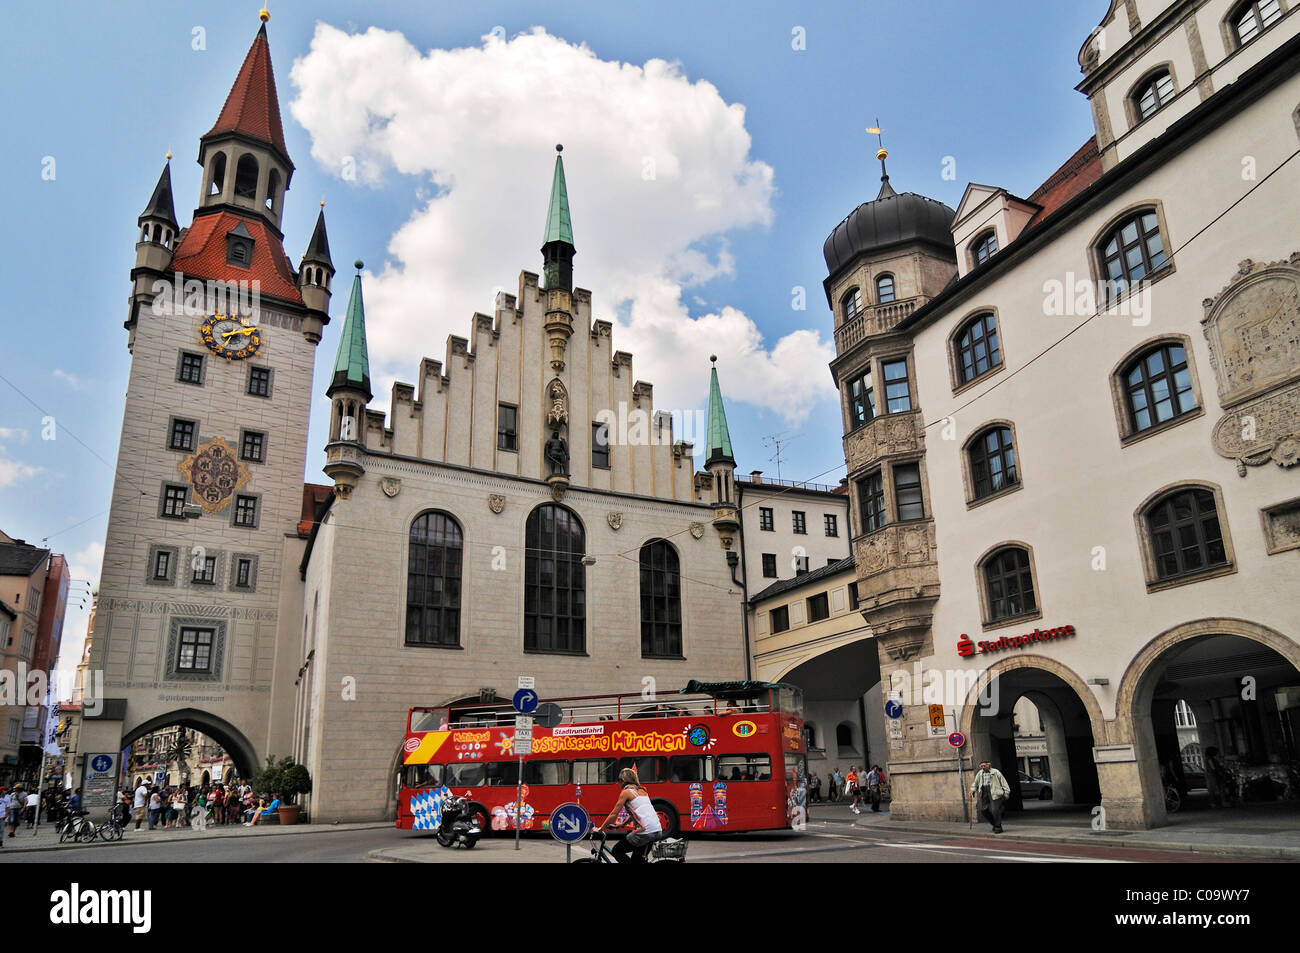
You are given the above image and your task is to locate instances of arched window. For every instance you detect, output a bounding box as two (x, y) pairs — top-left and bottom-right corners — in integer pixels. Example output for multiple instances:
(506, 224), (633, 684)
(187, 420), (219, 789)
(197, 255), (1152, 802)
(1133, 69), (1175, 121)
(234, 154), (259, 201)
(1121, 341), (1198, 433)
(639, 539), (682, 658)
(1230, 0), (1282, 47)
(209, 152), (226, 196)
(968, 425), (1018, 499)
(405, 511), (463, 647)
(266, 169), (280, 211)
(525, 504), (586, 653)
(1099, 209), (1167, 291)
(982, 546), (1037, 623)
(841, 287), (862, 323)
(971, 229), (998, 267)
(1143, 488), (1227, 580)
(876, 274), (895, 303)
(835, 723), (854, 749)
(953, 311), (1002, 384)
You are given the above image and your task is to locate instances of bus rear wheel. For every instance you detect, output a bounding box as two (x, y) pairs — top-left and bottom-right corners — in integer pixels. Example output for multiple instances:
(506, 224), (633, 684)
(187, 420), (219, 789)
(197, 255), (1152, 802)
(651, 799), (679, 838)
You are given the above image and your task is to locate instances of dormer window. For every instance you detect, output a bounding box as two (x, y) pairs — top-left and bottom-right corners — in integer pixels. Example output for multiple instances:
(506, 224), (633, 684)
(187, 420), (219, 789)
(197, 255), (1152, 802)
(876, 274), (895, 303)
(971, 230), (998, 267)
(841, 287), (862, 323)
(225, 221), (254, 268)
(1133, 69), (1175, 121)
(1230, 0), (1282, 47)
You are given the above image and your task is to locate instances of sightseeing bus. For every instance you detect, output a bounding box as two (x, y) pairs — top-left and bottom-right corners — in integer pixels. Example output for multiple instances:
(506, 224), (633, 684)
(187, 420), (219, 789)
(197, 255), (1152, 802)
(397, 680), (807, 836)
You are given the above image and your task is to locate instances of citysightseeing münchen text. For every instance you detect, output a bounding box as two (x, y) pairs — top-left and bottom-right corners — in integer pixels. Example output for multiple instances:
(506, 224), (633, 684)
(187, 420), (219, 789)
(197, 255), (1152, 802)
(530, 730), (688, 755)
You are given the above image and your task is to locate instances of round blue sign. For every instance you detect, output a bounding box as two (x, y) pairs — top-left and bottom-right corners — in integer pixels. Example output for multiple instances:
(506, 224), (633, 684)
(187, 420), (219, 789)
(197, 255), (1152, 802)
(884, 700), (903, 719)
(549, 802), (590, 844)
(948, 732), (966, 748)
(513, 688), (539, 714)
(90, 754), (113, 772)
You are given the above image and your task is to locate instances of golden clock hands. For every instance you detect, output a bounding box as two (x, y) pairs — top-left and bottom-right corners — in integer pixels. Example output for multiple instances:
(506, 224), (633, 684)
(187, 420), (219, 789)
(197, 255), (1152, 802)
(221, 327), (258, 340)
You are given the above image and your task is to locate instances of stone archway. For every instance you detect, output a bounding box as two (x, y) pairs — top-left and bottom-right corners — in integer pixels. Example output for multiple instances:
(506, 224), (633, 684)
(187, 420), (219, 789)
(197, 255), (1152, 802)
(122, 709), (259, 782)
(1116, 618), (1300, 828)
(959, 655), (1107, 814)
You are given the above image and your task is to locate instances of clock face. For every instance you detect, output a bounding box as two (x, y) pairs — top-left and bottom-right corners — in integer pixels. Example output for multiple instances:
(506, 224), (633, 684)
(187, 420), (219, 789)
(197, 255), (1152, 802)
(198, 314), (264, 361)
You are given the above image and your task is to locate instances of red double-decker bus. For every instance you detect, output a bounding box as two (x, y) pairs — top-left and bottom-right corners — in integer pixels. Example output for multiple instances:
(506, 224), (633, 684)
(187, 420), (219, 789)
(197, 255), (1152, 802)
(398, 680), (807, 836)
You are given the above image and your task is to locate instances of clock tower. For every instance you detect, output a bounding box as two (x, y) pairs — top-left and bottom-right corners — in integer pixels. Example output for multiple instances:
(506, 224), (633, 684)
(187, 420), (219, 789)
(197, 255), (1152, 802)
(84, 13), (330, 778)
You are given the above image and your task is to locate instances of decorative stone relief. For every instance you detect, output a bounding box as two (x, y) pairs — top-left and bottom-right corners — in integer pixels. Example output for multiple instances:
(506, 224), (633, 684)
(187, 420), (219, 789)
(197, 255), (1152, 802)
(1209, 370), (1300, 476)
(1261, 498), (1300, 554)
(606, 512), (623, 531)
(488, 494), (506, 514)
(380, 477), (401, 498)
(1202, 254), (1300, 407)
(546, 378), (569, 426)
(688, 522), (704, 540)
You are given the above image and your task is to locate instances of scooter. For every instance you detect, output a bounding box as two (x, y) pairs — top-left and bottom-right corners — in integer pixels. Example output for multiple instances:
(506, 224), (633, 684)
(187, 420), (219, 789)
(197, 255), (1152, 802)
(435, 793), (482, 849)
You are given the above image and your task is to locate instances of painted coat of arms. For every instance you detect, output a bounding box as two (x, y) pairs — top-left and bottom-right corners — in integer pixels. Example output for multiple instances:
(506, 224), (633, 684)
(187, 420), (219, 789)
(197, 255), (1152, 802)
(178, 437), (249, 513)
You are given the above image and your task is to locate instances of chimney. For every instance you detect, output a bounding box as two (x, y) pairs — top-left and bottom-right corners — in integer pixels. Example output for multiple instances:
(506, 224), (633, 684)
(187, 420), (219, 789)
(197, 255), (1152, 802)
(750, 470), (763, 484)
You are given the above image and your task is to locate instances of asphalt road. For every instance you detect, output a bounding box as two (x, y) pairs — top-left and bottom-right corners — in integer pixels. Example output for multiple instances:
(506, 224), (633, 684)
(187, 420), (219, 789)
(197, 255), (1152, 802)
(0, 818), (1257, 864)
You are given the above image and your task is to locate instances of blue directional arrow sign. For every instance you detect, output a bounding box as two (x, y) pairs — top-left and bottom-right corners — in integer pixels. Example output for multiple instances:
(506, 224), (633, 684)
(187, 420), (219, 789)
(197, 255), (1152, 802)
(513, 688), (539, 714)
(884, 700), (903, 719)
(549, 802), (590, 844)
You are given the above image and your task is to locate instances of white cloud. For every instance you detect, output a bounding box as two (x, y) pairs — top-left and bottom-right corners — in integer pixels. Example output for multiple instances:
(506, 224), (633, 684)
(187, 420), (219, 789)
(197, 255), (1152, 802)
(289, 24), (835, 424)
(53, 369), (86, 390)
(0, 449), (42, 487)
(68, 542), (104, 588)
(53, 542), (105, 697)
(0, 427), (27, 441)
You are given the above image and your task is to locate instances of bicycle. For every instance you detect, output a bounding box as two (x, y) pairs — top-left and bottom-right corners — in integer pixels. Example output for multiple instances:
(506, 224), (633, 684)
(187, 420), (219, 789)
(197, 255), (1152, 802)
(571, 828), (688, 864)
(97, 813), (125, 842)
(57, 810), (97, 844)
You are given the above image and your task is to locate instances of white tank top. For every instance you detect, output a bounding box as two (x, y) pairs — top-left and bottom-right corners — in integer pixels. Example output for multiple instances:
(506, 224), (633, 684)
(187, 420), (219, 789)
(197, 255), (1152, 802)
(627, 792), (662, 834)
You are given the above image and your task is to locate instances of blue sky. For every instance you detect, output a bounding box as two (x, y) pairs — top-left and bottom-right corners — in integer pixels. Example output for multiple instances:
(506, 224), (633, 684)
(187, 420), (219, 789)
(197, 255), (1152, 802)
(0, 0), (1104, 684)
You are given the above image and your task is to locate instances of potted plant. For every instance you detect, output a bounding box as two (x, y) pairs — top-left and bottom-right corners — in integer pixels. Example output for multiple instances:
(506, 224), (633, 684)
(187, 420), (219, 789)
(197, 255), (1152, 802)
(253, 756), (312, 825)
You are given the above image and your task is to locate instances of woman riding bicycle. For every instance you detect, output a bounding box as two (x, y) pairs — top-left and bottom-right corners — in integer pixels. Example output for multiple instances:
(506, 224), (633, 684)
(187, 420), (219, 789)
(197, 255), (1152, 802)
(597, 768), (663, 863)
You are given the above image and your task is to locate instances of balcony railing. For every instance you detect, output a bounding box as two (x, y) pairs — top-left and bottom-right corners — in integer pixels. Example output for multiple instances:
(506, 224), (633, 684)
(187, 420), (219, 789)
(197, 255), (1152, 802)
(835, 297), (920, 353)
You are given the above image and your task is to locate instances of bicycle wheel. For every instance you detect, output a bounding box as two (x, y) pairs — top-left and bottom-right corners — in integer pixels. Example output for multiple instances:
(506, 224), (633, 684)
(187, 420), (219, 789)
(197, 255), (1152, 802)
(75, 822), (97, 843)
(58, 824), (73, 843)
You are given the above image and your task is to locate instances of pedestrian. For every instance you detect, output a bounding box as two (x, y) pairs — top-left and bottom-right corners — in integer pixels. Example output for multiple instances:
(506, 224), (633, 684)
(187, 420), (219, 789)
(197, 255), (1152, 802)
(172, 788), (188, 828)
(24, 789), (39, 829)
(808, 771), (822, 803)
(970, 758), (1010, 834)
(132, 778), (149, 830)
(0, 787), (8, 847)
(845, 766), (861, 814)
(191, 790), (207, 831)
(865, 764), (887, 812)
(148, 787), (163, 830)
(211, 785), (225, 825)
(6, 786), (21, 837)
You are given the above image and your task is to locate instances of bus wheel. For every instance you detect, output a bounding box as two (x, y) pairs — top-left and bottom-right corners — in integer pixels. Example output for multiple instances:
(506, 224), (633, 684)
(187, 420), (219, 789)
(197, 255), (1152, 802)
(651, 799), (679, 838)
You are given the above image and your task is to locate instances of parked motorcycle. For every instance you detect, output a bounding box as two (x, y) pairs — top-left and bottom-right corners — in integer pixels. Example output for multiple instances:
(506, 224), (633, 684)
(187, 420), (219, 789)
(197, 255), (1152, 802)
(435, 793), (482, 849)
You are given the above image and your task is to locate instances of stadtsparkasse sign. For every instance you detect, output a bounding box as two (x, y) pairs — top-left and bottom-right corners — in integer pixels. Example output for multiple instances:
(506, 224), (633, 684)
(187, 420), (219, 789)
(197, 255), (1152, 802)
(958, 624), (1076, 657)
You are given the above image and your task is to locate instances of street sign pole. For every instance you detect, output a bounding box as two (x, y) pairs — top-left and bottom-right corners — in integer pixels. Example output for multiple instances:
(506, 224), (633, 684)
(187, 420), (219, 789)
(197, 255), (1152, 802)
(514, 676), (535, 852)
(515, 753), (523, 852)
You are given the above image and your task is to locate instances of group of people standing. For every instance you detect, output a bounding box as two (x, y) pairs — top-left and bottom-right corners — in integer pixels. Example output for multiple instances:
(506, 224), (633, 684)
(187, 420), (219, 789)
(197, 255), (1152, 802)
(129, 779), (273, 830)
(805, 765), (890, 814)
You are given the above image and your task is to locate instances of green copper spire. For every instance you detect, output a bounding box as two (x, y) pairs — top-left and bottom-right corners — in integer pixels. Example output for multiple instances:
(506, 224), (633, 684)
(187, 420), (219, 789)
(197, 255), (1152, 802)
(705, 355), (735, 467)
(543, 146), (574, 246)
(328, 260), (372, 400)
(541, 145), (576, 291)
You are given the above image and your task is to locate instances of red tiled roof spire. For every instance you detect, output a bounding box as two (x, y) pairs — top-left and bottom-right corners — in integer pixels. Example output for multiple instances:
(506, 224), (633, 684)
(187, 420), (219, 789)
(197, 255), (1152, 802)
(201, 21), (293, 169)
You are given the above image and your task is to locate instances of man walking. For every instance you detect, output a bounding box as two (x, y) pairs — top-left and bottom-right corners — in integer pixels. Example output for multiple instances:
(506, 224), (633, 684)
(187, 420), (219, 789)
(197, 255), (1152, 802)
(828, 767), (841, 803)
(970, 758), (1010, 833)
(0, 788), (8, 847)
(865, 764), (887, 813)
(132, 779), (149, 830)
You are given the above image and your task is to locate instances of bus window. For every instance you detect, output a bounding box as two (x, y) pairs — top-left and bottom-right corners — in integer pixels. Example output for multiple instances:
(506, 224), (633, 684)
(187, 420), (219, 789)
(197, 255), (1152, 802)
(572, 759), (619, 785)
(402, 764), (443, 788)
(777, 686), (804, 718)
(409, 708), (448, 732)
(717, 753), (772, 782)
(444, 762), (486, 787)
(525, 760), (571, 785)
(618, 757), (666, 783)
(668, 755), (713, 783)
(484, 761), (521, 786)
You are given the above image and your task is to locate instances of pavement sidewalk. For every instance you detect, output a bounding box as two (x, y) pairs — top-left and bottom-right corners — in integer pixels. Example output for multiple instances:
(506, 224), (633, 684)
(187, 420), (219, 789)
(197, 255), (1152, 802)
(0, 819), (391, 854)
(369, 835), (575, 864)
(826, 806), (1300, 860)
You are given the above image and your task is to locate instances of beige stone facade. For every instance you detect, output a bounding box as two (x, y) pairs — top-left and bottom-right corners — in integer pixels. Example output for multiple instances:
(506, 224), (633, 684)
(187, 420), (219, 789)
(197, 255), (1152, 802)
(827, 1), (1300, 829)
